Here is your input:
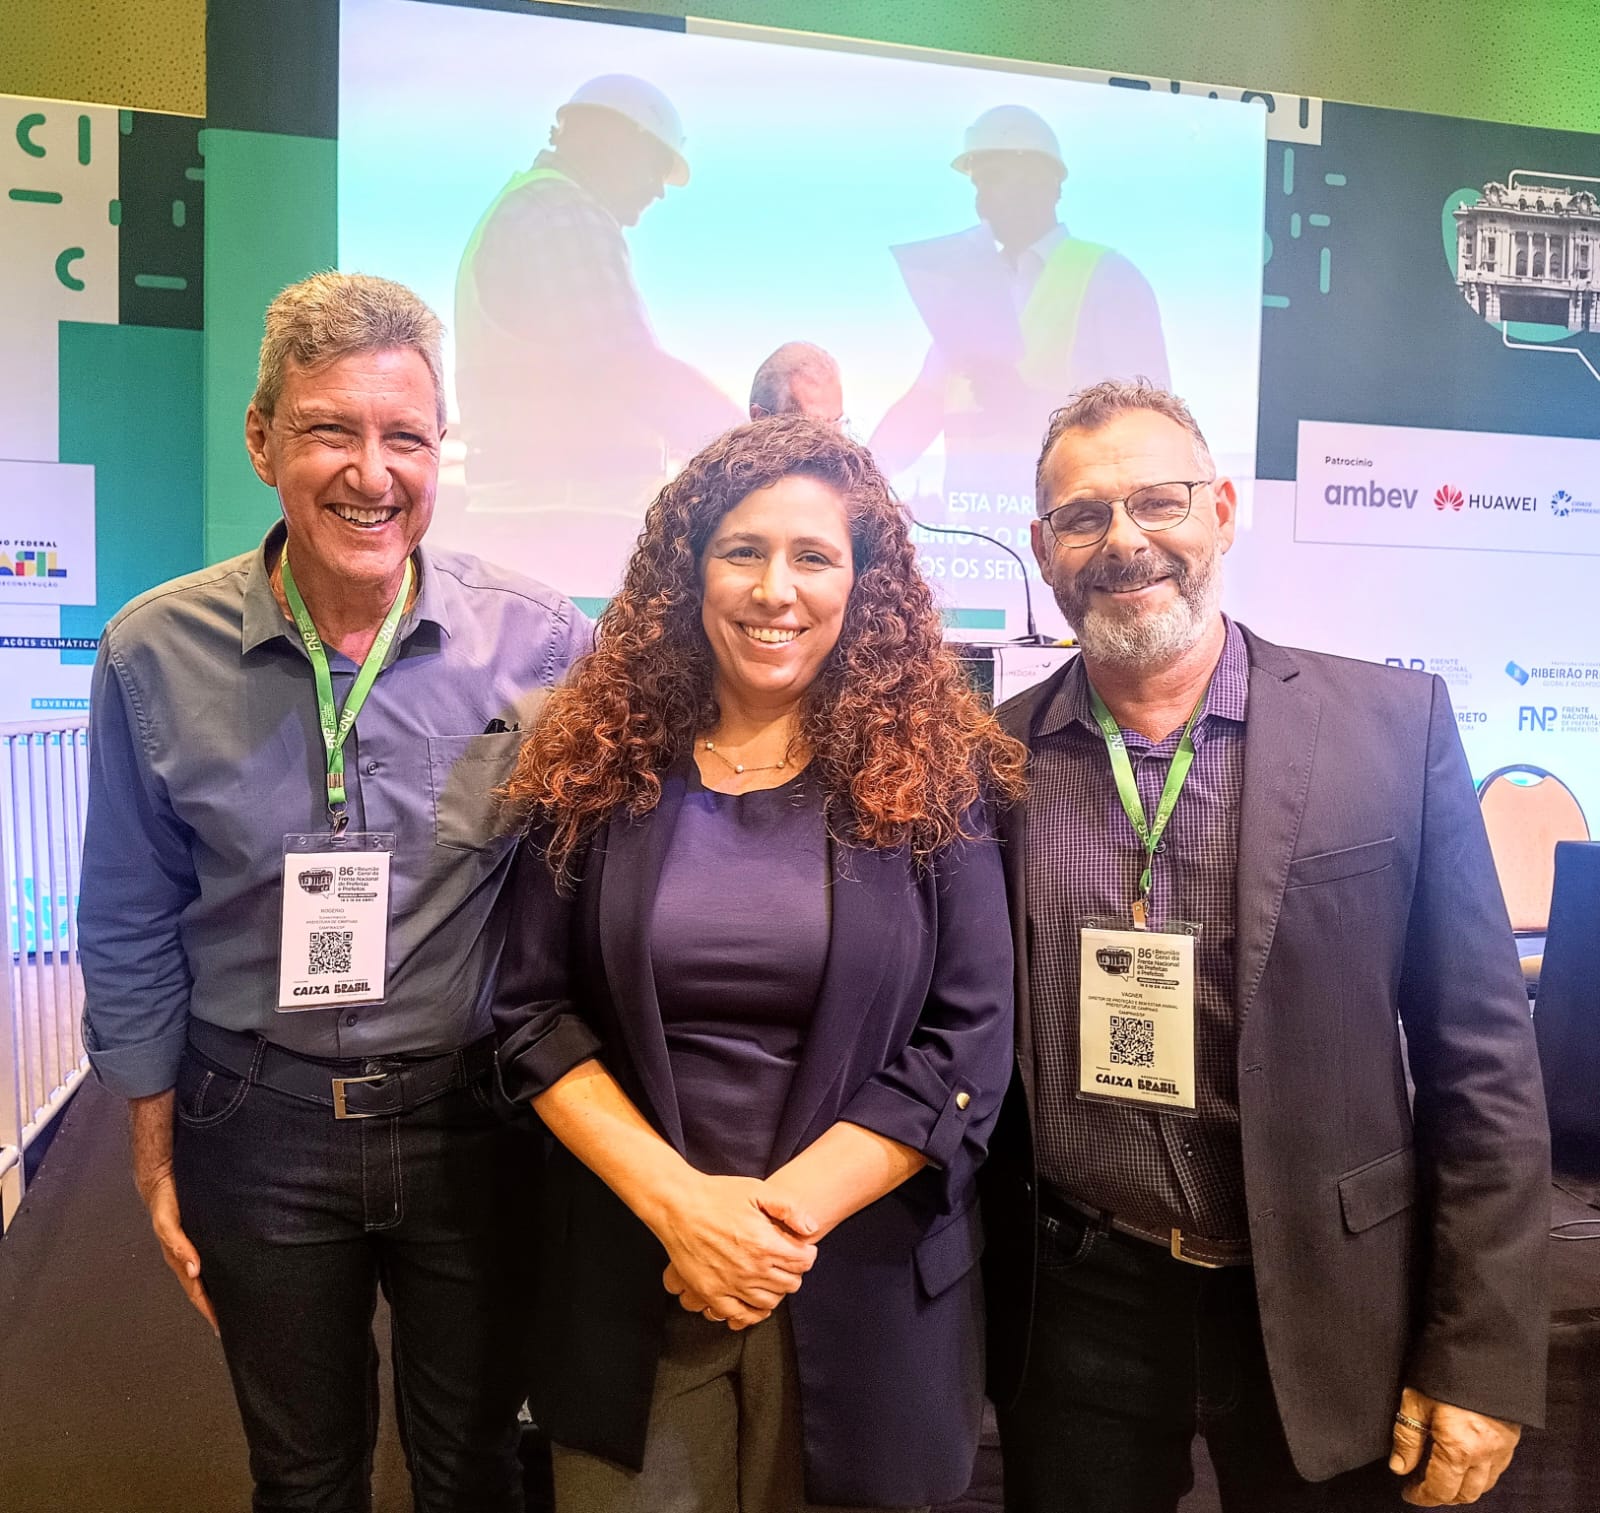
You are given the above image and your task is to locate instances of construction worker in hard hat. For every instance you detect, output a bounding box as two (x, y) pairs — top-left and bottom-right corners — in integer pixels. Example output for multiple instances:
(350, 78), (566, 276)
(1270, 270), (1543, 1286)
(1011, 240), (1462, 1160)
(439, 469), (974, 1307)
(871, 104), (1169, 515)
(453, 74), (740, 598)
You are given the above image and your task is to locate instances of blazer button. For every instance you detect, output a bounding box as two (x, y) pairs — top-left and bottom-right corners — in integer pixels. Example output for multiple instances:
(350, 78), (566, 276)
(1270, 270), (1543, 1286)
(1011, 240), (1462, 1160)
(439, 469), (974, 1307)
(955, 1091), (971, 1110)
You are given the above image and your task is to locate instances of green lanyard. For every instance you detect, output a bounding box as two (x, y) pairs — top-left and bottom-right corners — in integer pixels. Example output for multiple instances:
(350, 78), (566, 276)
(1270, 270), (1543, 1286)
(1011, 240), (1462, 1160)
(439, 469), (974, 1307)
(280, 552), (413, 833)
(1088, 682), (1208, 929)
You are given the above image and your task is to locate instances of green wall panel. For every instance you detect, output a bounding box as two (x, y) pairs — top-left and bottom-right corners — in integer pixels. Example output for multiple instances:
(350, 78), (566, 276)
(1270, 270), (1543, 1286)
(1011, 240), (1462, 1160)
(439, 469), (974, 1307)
(6, 3), (1598, 143)
(201, 127), (337, 563)
(57, 320), (203, 649)
(595, 1), (1600, 133)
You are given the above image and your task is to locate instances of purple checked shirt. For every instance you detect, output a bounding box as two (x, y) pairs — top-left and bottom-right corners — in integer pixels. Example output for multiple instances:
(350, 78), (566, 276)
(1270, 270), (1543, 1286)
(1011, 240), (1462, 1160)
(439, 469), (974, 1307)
(1026, 618), (1251, 1242)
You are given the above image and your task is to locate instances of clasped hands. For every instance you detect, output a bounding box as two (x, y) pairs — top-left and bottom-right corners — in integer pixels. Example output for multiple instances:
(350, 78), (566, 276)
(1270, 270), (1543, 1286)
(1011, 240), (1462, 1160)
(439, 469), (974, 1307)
(653, 1172), (820, 1331)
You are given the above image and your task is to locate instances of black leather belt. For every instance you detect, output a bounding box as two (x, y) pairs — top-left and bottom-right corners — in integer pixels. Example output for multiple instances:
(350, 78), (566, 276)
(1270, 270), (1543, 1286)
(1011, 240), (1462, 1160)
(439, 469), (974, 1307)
(187, 1019), (496, 1121)
(1040, 1181), (1252, 1269)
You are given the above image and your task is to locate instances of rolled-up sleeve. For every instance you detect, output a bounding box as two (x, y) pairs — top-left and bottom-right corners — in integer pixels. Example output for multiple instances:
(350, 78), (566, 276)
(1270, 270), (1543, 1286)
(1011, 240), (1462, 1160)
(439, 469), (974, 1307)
(79, 639), (200, 1098)
(492, 833), (604, 1103)
(839, 817), (1015, 1171)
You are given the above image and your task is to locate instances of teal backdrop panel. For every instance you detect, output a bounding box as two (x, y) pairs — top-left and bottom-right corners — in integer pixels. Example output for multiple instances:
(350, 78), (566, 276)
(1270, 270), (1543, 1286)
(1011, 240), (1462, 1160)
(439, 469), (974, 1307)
(201, 127), (337, 562)
(1255, 104), (1600, 480)
(57, 320), (203, 651)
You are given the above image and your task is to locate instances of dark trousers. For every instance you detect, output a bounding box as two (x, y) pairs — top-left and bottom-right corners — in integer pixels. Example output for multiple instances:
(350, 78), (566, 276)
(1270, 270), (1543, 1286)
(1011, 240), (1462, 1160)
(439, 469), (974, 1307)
(172, 1039), (537, 1513)
(995, 1205), (1403, 1513)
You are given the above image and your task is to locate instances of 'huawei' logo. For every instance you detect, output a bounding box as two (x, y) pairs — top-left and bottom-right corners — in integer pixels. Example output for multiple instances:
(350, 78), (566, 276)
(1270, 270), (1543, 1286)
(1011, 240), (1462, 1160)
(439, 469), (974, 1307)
(1434, 485), (1464, 512)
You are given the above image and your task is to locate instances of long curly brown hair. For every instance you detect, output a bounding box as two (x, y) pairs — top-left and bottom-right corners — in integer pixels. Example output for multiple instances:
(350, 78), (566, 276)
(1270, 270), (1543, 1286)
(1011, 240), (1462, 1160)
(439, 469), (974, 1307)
(507, 414), (1026, 877)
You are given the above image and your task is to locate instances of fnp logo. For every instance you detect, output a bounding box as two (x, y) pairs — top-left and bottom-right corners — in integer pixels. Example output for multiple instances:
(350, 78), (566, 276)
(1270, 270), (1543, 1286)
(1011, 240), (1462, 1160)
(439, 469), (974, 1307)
(297, 867), (334, 894)
(1095, 946), (1133, 976)
(1519, 707), (1558, 732)
(1434, 485), (1464, 512)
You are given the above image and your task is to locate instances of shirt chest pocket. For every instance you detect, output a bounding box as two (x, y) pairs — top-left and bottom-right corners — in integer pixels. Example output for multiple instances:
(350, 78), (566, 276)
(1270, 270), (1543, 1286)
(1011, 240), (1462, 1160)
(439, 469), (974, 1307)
(427, 732), (526, 852)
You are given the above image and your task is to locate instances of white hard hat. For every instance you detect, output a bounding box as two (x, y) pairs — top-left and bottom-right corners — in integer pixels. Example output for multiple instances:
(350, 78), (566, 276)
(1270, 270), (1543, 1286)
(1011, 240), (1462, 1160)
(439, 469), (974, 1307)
(557, 75), (690, 186)
(952, 105), (1066, 175)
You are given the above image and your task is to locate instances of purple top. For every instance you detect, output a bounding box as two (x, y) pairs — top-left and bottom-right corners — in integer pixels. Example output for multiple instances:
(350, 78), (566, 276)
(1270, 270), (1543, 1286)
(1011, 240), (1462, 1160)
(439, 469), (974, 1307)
(650, 765), (829, 1177)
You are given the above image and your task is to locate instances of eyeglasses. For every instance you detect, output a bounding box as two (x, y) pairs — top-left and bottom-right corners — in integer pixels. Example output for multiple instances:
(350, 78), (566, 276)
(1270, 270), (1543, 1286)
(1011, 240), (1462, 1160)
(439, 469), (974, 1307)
(1040, 480), (1213, 549)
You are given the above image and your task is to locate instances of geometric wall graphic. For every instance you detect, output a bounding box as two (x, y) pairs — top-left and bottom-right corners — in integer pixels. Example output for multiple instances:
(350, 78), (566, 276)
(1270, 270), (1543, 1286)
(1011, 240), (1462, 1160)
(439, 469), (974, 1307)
(0, 95), (203, 717)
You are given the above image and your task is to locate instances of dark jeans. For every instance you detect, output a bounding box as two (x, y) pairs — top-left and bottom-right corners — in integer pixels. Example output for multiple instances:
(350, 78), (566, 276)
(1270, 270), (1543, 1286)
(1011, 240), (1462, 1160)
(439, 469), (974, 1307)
(172, 1039), (537, 1513)
(995, 1206), (1403, 1513)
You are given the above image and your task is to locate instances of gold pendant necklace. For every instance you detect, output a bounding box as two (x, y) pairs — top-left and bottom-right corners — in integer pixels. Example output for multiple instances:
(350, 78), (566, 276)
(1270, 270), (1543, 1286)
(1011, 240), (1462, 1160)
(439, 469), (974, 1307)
(702, 738), (788, 777)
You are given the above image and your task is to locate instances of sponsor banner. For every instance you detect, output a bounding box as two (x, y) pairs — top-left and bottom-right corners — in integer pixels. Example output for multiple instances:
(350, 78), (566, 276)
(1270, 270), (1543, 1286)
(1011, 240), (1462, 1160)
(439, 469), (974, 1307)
(1373, 654), (1600, 738)
(1241, 100), (1600, 855)
(1229, 478), (1600, 838)
(0, 459), (97, 603)
(1295, 420), (1600, 557)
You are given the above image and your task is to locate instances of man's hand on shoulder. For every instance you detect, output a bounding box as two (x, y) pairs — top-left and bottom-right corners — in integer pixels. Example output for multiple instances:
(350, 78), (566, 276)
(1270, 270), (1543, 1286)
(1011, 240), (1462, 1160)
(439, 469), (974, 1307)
(130, 1090), (219, 1336)
(1389, 1384), (1521, 1505)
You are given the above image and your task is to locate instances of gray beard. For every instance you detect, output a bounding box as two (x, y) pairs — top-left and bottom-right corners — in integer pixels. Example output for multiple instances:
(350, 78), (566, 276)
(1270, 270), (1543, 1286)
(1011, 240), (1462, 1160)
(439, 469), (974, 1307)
(1057, 545), (1223, 670)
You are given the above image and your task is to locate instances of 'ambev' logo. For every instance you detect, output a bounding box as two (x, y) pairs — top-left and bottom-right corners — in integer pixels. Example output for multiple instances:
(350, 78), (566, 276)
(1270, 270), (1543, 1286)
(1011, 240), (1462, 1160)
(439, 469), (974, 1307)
(1434, 485), (1464, 512)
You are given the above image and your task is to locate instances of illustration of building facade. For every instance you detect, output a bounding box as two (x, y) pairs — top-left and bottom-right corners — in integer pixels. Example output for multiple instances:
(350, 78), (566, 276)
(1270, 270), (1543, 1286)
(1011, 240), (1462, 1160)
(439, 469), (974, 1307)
(1455, 180), (1600, 331)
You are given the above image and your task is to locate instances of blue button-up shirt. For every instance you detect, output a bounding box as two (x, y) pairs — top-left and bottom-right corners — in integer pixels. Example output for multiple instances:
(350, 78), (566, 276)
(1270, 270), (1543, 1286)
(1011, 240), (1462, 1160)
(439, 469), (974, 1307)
(80, 523), (590, 1098)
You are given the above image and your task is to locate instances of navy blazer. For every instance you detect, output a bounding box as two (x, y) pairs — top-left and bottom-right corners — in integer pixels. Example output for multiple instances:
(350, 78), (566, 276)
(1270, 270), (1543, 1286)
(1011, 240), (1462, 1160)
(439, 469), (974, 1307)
(982, 626), (1550, 1482)
(493, 767), (1014, 1506)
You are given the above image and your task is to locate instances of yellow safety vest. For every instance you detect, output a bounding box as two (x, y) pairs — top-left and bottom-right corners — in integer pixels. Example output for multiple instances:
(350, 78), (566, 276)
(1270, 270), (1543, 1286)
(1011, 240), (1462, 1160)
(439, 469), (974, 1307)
(456, 165), (574, 290)
(943, 236), (1109, 422)
(1017, 236), (1110, 392)
(454, 165), (663, 513)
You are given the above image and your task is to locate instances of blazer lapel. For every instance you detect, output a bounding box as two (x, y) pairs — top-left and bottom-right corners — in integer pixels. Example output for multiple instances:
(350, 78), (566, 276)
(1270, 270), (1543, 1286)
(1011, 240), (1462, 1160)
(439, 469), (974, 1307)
(1233, 633), (1321, 1033)
(768, 836), (897, 1167)
(598, 771), (688, 1152)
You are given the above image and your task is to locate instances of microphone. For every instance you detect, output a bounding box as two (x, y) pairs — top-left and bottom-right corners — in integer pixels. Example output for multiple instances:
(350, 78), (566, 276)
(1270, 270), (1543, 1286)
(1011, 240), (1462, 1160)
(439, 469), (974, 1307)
(907, 516), (1053, 645)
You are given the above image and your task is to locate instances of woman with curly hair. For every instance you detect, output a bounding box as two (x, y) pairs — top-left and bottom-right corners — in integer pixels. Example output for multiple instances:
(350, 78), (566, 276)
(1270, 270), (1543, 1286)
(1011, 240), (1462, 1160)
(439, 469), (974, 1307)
(492, 413), (1024, 1512)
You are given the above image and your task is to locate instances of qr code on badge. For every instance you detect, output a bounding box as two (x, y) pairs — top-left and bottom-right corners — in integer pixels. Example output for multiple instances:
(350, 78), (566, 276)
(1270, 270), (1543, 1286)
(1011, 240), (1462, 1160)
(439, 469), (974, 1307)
(1109, 1014), (1156, 1068)
(309, 929), (354, 976)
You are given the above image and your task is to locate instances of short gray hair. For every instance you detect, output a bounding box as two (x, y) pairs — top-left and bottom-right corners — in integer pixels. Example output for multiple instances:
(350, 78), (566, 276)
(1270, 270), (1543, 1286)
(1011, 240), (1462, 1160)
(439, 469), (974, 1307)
(1035, 379), (1213, 509)
(749, 341), (839, 417)
(253, 271), (446, 429)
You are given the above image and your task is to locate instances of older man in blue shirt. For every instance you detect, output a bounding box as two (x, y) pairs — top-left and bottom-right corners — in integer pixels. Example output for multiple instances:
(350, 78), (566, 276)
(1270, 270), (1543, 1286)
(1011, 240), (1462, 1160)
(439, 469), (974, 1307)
(80, 271), (588, 1512)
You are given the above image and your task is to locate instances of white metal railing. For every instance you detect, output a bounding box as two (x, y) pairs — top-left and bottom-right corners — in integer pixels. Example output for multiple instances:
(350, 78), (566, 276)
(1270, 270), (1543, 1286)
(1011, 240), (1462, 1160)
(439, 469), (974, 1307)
(0, 718), (90, 1231)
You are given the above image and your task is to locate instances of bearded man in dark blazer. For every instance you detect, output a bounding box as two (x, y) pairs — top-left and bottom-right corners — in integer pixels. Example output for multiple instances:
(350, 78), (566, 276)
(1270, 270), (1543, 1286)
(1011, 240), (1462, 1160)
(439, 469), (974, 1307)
(984, 379), (1549, 1512)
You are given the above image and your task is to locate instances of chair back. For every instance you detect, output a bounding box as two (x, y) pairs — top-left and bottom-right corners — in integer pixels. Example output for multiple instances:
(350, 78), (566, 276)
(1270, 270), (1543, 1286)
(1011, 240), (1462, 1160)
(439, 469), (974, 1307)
(1478, 765), (1590, 933)
(1534, 841), (1600, 1150)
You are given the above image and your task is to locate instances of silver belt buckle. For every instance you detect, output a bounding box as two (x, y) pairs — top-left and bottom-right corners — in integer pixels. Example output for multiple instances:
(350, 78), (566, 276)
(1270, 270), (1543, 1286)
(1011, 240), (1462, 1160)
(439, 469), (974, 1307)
(1170, 1228), (1225, 1268)
(332, 1073), (389, 1120)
